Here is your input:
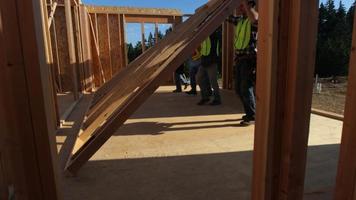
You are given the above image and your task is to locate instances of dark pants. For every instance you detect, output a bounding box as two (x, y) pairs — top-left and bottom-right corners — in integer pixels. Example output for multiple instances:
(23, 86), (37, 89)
(175, 65), (185, 91)
(198, 63), (221, 102)
(189, 65), (199, 91)
(235, 58), (256, 118)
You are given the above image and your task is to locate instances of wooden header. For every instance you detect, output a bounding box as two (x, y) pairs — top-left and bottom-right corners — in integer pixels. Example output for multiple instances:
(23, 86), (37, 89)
(85, 5), (182, 16)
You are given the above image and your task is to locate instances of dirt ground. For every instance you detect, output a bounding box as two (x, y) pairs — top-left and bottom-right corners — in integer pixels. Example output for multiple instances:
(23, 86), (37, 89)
(312, 77), (347, 115)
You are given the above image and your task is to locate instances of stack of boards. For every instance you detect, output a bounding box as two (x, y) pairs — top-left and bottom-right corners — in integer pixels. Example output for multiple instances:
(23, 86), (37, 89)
(65, 0), (241, 174)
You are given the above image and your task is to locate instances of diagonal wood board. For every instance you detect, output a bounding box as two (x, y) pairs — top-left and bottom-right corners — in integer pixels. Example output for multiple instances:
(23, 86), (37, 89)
(65, 0), (241, 174)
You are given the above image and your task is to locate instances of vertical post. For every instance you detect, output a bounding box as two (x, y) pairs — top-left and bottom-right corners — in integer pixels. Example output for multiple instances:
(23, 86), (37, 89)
(106, 14), (113, 78)
(155, 22), (159, 44)
(222, 20), (235, 90)
(73, 2), (85, 92)
(252, 0), (319, 199)
(334, 12), (356, 200)
(65, 0), (79, 99)
(141, 22), (146, 52)
(0, 0), (60, 199)
(79, 5), (94, 92)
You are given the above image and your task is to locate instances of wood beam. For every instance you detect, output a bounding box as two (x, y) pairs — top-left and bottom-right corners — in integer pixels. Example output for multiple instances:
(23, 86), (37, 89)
(155, 22), (159, 44)
(334, 12), (356, 200)
(122, 14), (128, 67)
(65, 0), (79, 99)
(124, 15), (176, 24)
(105, 14), (113, 77)
(85, 5), (182, 16)
(0, 0), (60, 198)
(222, 20), (235, 90)
(79, 5), (94, 92)
(141, 22), (146, 52)
(252, 0), (319, 199)
(48, 2), (58, 28)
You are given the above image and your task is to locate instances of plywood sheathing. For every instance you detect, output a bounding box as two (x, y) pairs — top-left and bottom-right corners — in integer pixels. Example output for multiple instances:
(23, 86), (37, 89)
(108, 14), (122, 75)
(97, 14), (112, 81)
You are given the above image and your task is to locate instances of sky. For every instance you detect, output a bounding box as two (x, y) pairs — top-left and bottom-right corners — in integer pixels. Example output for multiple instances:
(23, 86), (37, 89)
(83, 0), (355, 43)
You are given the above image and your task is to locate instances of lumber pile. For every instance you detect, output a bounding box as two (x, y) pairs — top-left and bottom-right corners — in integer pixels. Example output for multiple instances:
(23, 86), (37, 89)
(65, 0), (241, 174)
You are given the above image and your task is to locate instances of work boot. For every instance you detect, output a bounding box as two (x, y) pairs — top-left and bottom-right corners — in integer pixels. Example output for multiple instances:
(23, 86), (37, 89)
(209, 100), (221, 106)
(239, 116), (255, 126)
(173, 89), (182, 93)
(186, 90), (197, 95)
(197, 99), (210, 105)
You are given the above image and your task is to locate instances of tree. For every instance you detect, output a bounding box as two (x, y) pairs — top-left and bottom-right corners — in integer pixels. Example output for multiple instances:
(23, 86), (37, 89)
(315, 0), (352, 76)
(147, 32), (155, 48)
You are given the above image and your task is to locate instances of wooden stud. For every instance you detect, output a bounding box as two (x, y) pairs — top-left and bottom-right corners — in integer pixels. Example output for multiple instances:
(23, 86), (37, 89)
(122, 14), (128, 67)
(334, 12), (356, 200)
(48, 2), (58, 28)
(222, 20), (235, 90)
(79, 5), (94, 92)
(117, 14), (124, 70)
(155, 22), (159, 44)
(64, 0), (79, 100)
(73, 3), (85, 92)
(141, 22), (146, 52)
(252, 0), (319, 199)
(106, 14), (113, 78)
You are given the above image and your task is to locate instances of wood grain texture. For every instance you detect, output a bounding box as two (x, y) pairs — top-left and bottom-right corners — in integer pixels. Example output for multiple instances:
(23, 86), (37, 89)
(97, 14), (112, 82)
(252, 0), (319, 199)
(109, 14), (121, 75)
(85, 5), (182, 16)
(334, 12), (356, 200)
(0, 0), (60, 198)
(55, 7), (73, 92)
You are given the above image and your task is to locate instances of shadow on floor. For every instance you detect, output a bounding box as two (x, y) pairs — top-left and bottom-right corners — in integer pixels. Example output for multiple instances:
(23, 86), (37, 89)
(62, 144), (339, 200)
(114, 118), (244, 136)
(130, 89), (244, 119)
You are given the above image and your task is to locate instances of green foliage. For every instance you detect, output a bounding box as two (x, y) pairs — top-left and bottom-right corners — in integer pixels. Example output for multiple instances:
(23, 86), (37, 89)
(126, 29), (166, 62)
(315, 0), (355, 77)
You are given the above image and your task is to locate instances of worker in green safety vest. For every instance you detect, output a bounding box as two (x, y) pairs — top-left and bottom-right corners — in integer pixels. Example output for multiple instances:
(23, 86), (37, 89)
(227, 0), (258, 126)
(196, 26), (223, 106)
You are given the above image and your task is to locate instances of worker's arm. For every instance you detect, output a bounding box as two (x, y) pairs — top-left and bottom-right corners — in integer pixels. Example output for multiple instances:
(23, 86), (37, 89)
(242, 0), (258, 24)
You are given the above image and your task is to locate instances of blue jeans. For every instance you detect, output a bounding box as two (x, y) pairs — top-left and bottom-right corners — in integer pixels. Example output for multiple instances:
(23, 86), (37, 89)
(235, 58), (256, 118)
(197, 63), (220, 101)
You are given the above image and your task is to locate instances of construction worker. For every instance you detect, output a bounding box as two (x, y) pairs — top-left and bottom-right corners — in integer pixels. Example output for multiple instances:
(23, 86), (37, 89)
(227, 0), (258, 125)
(197, 26), (222, 105)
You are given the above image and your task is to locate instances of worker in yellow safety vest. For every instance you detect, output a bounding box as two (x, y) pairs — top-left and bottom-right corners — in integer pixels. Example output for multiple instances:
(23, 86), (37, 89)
(227, 0), (258, 126)
(196, 26), (222, 106)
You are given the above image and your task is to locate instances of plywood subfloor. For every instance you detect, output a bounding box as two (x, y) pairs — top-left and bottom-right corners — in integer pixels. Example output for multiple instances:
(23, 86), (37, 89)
(57, 86), (342, 200)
